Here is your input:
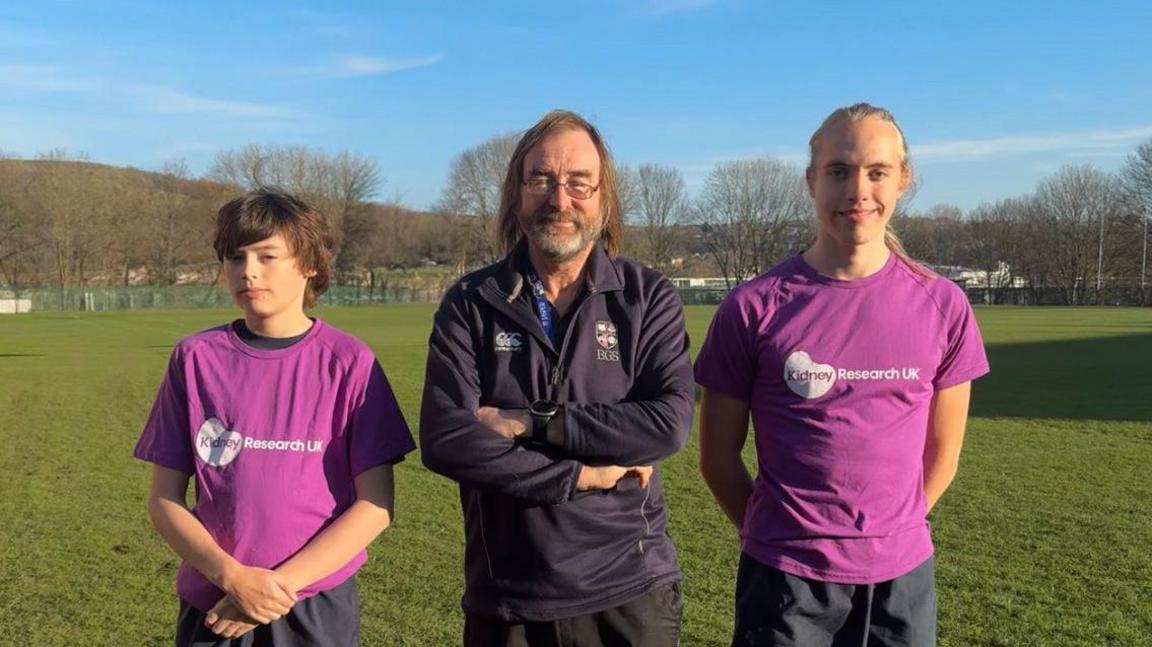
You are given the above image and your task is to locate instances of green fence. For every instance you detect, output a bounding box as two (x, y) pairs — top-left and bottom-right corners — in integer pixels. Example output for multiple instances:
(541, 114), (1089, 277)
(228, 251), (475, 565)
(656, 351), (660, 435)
(0, 284), (448, 312)
(10, 284), (1143, 312)
(2, 283), (741, 312)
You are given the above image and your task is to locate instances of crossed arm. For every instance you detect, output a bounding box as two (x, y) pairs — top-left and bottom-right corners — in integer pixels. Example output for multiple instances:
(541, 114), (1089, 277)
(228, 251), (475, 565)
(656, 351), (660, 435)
(474, 407), (655, 490)
(420, 284), (693, 502)
(147, 463), (395, 638)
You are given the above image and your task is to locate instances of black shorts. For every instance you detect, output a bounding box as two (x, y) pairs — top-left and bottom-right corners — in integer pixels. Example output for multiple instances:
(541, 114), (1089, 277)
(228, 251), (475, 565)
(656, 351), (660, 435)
(464, 581), (683, 647)
(174, 577), (360, 647)
(732, 554), (936, 647)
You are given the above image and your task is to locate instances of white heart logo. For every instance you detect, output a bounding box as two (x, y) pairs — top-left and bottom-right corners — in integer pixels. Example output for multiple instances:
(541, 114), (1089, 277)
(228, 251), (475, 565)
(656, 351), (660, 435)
(195, 418), (244, 467)
(784, 351), (836, 399)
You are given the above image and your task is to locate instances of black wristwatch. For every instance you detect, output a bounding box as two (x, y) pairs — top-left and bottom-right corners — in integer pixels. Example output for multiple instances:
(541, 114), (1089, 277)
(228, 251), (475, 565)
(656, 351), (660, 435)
(528, 399), (560, 444)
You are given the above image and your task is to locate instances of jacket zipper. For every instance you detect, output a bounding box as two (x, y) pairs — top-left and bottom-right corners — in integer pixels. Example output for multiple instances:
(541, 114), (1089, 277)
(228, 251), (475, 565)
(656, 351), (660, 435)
(547, 287), (597, 401)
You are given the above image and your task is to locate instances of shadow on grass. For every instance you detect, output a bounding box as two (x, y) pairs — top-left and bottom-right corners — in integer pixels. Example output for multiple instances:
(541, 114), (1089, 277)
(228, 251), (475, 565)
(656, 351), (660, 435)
(0, 353), (47, 358)
(973, 333), (1152, 422)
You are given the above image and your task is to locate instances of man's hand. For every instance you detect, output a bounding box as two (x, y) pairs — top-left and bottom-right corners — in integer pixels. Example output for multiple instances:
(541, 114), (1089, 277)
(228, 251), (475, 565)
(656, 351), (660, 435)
(476, 406), (530, 439)
(205, 595), (259, 639)
(576, 465), (653, 491)
(219, 565), (297, 624)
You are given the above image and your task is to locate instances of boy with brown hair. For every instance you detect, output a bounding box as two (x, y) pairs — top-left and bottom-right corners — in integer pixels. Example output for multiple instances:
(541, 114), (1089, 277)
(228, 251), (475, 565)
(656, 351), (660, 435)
(135, 188), (414, 645)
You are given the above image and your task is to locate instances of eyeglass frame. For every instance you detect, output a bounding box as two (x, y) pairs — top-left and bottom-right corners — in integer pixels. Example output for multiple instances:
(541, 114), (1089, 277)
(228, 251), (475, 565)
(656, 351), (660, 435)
(521, 176), (601, 200)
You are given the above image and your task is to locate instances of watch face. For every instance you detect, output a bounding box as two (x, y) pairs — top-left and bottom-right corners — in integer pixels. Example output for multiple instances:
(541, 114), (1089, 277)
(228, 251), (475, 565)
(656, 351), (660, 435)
(531, 400), (559, 417)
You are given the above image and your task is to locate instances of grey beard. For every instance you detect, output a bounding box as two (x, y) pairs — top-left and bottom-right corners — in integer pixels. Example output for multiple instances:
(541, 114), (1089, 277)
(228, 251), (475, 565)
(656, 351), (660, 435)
(527, 213), (603, 262)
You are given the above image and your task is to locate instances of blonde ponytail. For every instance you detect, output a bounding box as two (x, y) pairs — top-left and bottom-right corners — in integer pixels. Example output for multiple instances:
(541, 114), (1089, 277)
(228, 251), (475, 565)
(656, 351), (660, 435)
(884, 225), (935, 278)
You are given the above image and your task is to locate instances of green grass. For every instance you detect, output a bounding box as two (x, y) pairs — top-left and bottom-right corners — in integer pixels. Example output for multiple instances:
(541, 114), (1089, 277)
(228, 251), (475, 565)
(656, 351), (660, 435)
(1, 305), (1149, 645)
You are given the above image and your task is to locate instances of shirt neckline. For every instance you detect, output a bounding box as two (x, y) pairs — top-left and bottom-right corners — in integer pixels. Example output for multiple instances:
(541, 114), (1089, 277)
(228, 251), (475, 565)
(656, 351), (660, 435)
(792, 251), (898, 289)
(226, 318), (324, 359)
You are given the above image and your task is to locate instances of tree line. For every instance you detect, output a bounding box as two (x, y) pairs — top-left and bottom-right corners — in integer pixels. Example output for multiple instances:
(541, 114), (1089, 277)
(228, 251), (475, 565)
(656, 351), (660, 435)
(442, 133), (1152, 304)
(2, 137), (1151, 305)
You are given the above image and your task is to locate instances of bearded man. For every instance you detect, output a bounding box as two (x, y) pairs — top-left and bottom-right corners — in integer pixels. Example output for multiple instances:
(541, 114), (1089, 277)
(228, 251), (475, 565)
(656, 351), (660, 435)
(420, 109), (694, 647)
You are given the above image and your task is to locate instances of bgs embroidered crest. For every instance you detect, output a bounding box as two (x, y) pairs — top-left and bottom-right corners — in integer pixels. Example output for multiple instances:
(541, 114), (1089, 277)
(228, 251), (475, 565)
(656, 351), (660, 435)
(595, 321), (618, 350)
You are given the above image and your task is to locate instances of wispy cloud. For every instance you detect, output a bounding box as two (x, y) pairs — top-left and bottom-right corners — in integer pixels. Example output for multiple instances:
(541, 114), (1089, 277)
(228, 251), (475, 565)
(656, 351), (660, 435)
(1070, 150), (1131, 159)
(131, 86), (298, 119)
(297, 55), (442, 79)
(916, 126), (1152, 161)
(0, 60), (297, 120)
(0, 63), (97, 92)
(642, 0), (724, 16)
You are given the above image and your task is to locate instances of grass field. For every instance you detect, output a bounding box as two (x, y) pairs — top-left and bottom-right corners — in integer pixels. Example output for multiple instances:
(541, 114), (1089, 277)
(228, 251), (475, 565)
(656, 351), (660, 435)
(1, 305), (1150, 646)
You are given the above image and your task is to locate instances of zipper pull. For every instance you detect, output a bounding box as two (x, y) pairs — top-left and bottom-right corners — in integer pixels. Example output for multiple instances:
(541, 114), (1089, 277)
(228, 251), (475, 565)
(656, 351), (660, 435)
(550, 365), (560, 386)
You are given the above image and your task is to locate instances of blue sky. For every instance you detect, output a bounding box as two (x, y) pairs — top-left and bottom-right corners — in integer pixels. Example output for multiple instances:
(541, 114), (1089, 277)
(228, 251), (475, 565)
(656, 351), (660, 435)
(1, 0), (1149, 212)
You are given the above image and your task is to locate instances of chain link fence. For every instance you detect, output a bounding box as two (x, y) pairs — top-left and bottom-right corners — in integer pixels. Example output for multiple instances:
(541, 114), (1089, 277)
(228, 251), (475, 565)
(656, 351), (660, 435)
(2, 283), (1149, 313)
(0, 284), (448, 312)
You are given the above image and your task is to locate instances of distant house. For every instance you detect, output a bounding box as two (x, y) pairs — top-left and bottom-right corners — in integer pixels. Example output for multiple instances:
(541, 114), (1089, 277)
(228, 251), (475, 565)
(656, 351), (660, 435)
(0, 297), (32, 313)
(931, 262), (1026, 289)
(669, 277), (733, 289)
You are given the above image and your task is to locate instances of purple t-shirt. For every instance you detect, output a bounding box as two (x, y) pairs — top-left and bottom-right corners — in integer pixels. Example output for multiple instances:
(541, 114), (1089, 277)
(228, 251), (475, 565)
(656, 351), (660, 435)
(134, 319), (415, 611)
(694, 253), (989, 584)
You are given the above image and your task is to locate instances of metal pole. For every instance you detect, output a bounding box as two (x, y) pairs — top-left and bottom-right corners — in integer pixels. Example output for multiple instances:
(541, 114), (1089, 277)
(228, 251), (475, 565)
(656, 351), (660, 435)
(1142, 211), (1148, 306)
(1096, 209), (1105, 301)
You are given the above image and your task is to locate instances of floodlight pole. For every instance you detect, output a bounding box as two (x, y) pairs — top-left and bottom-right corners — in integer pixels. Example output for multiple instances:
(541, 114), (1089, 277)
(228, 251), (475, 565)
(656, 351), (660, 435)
(1096, 210), (1105, 300)
(1142, 210), (1148, 306)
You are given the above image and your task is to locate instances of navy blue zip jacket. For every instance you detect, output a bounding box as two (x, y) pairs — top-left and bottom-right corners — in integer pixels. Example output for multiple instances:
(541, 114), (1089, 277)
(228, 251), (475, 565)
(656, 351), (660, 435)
(419, 241), (694, 622)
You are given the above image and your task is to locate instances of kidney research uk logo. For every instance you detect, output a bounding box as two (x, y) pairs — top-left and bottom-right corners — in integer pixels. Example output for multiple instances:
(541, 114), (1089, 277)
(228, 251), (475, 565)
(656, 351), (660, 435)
(783, 351), (836, 399)
(195, 417), (324, 467)
(196, 418), (243, 466)
(784, 350), (923, 399)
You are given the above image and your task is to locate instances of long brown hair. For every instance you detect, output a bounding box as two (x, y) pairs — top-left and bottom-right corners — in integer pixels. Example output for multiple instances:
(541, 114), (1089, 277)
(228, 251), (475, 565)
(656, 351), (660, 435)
(496, 110), (624, 257)
(807, 102), (932, 276)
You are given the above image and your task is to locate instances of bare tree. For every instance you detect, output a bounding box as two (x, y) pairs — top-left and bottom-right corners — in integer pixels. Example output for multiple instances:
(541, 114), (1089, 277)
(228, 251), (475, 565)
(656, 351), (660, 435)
(142, 159), (192, 285)
(695, 158), (808, 287)
(631, 164), (687, 272)
(965, 197), (1035, 301)
(325, 151), (384, 278)
(1032, 165), (1125, 304)
(897, 203), (967, 266)
(437, 133), (519, 267)
(1121, 140), (1152, 301)
(25, 165), (104, 289)
(37, 149), (91, 162)
(616, 165), (640, 227)
(1122, 141), (1152, 211)
(208, 144), (383, 277)
(0, 165), (43, 295)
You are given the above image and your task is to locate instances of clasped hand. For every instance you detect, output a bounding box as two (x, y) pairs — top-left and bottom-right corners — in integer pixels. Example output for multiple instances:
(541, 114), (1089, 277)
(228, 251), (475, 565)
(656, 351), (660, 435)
(204, 565), (297, 638)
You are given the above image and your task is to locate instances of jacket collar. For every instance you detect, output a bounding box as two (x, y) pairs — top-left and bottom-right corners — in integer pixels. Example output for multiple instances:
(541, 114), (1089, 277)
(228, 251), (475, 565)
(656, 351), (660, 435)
(488, 238), (625, 304)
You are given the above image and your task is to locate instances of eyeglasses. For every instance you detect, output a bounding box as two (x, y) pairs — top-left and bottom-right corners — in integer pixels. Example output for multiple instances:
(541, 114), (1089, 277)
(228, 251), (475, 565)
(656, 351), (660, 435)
(522, 177), (600, 200)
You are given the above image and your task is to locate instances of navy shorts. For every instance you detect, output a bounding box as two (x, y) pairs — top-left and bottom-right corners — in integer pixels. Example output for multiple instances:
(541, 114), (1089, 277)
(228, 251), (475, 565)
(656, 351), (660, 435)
(732, 554), (936, 647)
(174, 576), (360, 647)
(464, 581), (683, 647)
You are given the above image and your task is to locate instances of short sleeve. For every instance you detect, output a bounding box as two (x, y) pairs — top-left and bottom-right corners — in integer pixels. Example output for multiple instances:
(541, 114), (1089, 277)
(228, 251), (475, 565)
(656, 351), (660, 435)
(933, 289), (990, 390)
(347, 359), (416, 476)
(134, 346), (195, 473)
(694, 289), (758, 402)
